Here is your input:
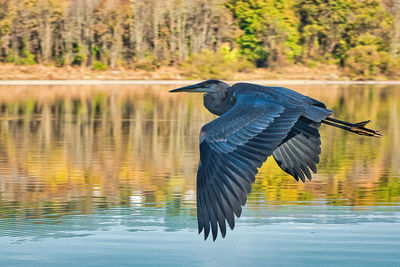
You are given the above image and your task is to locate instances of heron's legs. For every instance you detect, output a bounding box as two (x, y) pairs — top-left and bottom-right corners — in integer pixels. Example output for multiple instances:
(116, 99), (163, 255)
(322, 117), (382, 137)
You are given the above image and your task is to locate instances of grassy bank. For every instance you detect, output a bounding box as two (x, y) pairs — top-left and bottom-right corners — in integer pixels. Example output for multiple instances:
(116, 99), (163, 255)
(0, 63), (377, 81)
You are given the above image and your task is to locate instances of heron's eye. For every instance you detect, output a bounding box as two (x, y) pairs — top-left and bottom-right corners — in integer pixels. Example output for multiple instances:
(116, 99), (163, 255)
(202, 84), (206, 88)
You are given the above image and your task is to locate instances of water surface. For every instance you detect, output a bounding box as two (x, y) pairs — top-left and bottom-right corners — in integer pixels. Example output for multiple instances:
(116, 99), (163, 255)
(0, 84), (399, 266)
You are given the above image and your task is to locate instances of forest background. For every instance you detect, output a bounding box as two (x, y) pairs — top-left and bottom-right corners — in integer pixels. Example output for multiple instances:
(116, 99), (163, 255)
(0, 0), (399, 80)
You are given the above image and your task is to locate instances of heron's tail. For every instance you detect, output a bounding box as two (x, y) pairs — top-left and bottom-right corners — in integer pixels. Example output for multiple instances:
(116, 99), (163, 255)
(322, 117), (382, 137)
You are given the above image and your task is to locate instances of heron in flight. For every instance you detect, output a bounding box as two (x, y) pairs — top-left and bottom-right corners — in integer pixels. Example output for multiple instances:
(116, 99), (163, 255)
(170, 80), (381, 241)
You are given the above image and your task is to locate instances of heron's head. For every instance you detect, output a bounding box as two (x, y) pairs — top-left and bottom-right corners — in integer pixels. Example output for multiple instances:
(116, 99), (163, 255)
(169, 80), (229, 94)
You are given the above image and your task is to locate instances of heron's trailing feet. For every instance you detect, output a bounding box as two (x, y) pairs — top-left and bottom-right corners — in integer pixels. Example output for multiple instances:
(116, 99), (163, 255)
(322, 117), (382, 137)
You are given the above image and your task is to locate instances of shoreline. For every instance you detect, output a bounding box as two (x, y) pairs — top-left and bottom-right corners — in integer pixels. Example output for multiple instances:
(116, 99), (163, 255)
(1, 63), (398, 83)
(1, 80), (400, 86)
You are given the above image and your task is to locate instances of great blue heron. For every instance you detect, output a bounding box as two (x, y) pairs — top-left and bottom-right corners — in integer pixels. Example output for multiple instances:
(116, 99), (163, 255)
(170, 80), (381, 241)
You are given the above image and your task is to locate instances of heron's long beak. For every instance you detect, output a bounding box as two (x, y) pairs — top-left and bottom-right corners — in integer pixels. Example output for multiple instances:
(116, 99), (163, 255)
(169, 83), (211, 93)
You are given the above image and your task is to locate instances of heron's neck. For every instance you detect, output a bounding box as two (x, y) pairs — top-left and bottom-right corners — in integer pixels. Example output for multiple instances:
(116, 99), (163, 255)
(203, 88), (235, 116)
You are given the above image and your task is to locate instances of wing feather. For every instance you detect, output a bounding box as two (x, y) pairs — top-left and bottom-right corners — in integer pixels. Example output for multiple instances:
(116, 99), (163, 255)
(273, 117), (323, 182)
(197, 93), (304, 240)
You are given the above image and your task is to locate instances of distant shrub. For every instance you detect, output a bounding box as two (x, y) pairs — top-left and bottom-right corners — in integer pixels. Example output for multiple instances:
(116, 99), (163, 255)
(377, 52), (400, 78)
(134, 60), (157, 71)
(183, 44), (254, 79)
(54, 55), (65, 67)
(91, 46), (101, 59)
(71, 43), (87, 66)
(134, 52), (160, 71)
(7, 53), (15, 63)
(11, 49), (36, 65)
(345, 45), (400, 79)
(307, 60), (317, 68)
(92, 61), (107, 71)
(345, 45), (379, 78)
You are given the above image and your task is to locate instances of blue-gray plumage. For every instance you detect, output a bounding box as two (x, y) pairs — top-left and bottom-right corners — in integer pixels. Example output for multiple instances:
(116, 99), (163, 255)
(170, 80), (381, 241)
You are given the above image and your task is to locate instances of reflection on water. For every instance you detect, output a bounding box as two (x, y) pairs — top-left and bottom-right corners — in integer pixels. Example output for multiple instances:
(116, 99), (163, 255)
(0, 84), (399, 265)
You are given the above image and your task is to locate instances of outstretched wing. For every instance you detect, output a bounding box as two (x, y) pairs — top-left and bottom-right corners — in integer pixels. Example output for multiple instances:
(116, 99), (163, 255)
(273, 117), (322, 182)
(197, 93), (303, 240)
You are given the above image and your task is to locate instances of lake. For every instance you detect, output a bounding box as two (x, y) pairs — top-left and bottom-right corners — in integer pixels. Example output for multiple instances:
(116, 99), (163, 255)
(0, 83), (399, 266)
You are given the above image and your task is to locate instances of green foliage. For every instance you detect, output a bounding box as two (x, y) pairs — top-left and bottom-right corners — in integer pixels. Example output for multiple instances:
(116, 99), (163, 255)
(296, 0), (352, 61)
(15, 49), (36, 65)
(0, 0), (398, 78)
(71, 54), (84, 66)
(345, 45), (400, 79)
(183, 44), (254, 79)
(92, 61), (107, 71)
(6, 48), (36, 65)
(377, 53), (400, 78)
(71, 44), (86, 66)
(296, 0), (393, 67)
(345, 45), (381, 79)
(226, 0), (301, 67)
(6, 53), (15, 63)
(91, 46), (101, 60)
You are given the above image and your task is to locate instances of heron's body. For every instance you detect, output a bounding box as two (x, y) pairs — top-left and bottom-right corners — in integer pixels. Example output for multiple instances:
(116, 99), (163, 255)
(170, 80), (381, 241)
(204, 82), (330, 118)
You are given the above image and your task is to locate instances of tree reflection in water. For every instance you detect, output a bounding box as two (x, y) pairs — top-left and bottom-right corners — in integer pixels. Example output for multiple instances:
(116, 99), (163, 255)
(0, 85), (398, 225)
